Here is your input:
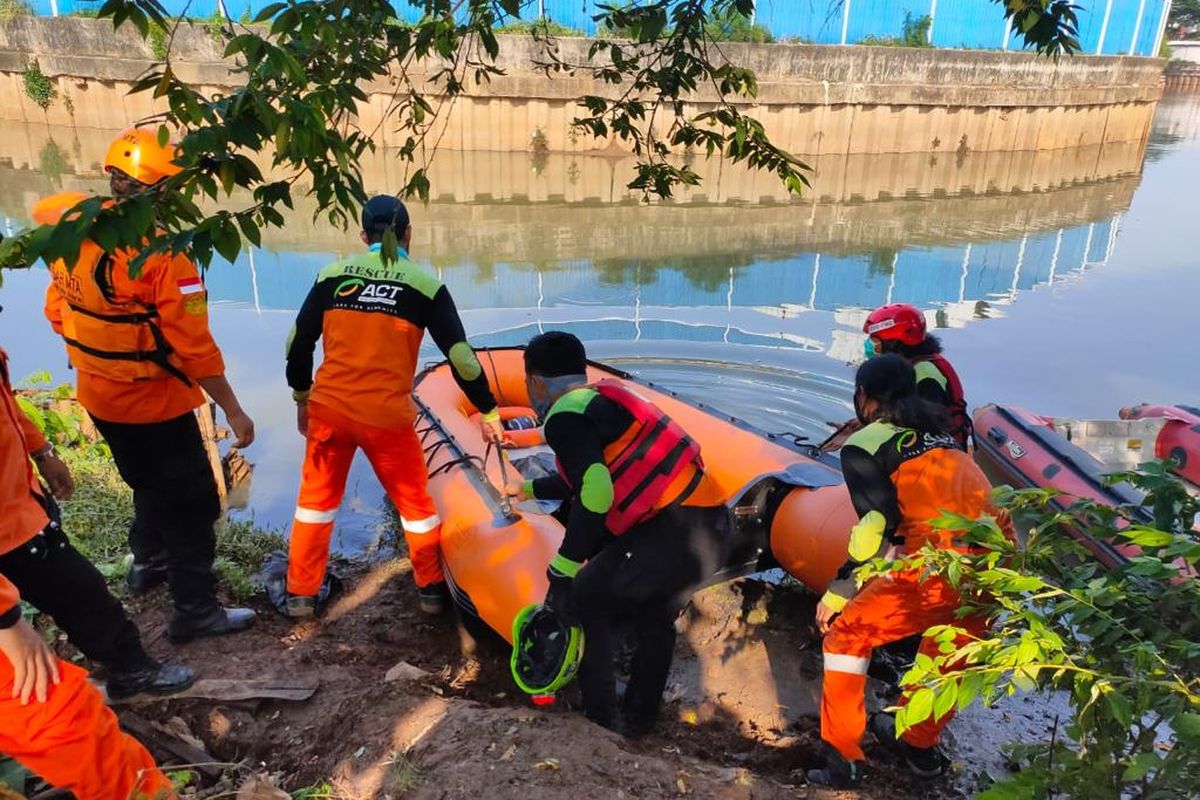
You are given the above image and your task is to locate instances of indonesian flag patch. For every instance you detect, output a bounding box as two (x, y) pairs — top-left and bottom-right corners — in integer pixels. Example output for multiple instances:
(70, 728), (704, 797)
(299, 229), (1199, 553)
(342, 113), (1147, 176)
(178, 277), (204, 295)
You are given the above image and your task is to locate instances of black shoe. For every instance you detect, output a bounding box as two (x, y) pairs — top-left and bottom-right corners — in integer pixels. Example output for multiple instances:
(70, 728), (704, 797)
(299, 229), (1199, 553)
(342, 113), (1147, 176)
(616, 711), (657, 739)
(167, 606), (257, 644)
(617, 687), (659, 738)
(126, 559), (169, 595)
(284, 594), (317, 619)
(870, 713), (949, 778)
(106, 661), (197, 700)
(806, 749), (863, 788)
(417, 582), (449, 616)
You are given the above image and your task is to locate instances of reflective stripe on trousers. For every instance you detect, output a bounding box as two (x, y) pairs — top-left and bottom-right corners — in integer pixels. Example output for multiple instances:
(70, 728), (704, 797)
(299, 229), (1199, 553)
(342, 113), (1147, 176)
(819, 573), (984, 762)
(400, 514), (441, 534)
(288, 401), (445, 596)
(294, 506), (338, 524)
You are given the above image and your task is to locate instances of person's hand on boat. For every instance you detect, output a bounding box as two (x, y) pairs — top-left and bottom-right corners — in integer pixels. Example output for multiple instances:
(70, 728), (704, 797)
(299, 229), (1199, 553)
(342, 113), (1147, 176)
(296, 401), (309, 437)
(504, 479), (530, 502)
(815, 599), (840, 634)
(481, 415), (505, 446)
(818, 418), (863, 453)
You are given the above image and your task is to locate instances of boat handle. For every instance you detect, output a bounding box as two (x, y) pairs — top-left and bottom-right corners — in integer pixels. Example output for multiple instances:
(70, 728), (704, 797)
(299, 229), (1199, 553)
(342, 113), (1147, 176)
(986, 426), (1009, 445)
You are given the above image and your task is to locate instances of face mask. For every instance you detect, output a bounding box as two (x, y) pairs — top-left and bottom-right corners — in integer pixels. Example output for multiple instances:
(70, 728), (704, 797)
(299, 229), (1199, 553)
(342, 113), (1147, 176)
(529, 373), (588, 421)
(863, 337), (877, 360)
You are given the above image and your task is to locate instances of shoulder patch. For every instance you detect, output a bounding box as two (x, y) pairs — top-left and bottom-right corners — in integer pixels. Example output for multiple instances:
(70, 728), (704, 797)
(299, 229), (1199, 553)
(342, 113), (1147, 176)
(546, 387), (598, 420)
(914, 360), (949, 389)
(845, 421), (904, 455)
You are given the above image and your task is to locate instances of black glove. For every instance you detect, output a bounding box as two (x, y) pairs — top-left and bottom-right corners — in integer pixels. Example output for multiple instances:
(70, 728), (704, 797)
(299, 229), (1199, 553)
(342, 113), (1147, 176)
(544, 569), (578, 626)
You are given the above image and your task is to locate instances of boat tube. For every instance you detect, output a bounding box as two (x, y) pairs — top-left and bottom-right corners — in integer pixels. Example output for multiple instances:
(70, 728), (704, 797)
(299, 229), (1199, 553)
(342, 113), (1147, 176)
(412, 348), (858, 641)
(973, 404), (1155, 567)
(1119, 404), (1200, 487)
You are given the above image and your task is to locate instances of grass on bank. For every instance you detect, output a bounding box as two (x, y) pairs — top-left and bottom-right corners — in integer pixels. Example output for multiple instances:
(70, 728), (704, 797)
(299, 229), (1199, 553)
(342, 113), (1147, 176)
(17, 379), (284, 603)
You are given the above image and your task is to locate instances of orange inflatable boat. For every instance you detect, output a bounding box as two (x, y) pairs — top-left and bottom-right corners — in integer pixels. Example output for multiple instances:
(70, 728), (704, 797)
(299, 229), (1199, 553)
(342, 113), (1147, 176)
(412, 348), (858, 642)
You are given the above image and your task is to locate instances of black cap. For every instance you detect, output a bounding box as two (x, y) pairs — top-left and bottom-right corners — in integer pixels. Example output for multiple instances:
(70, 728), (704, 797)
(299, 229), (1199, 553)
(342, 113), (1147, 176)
(361, 195), (410, 238)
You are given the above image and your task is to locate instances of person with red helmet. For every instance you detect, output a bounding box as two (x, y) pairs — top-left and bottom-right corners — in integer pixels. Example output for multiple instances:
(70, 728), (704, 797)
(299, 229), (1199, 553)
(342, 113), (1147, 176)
(861, 304), (970, 448)
(807, 354), (1010, 788)
(41, 128), (257, 643)
(823, 304), (970, 452)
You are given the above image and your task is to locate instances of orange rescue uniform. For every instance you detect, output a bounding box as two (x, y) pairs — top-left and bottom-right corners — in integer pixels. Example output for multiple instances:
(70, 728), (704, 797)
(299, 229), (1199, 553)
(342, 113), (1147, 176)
(43, 238), (225, 424)
(819, 421), (1008, 762)
(0, 351), (174, 800)
(284, 246), (498, 594)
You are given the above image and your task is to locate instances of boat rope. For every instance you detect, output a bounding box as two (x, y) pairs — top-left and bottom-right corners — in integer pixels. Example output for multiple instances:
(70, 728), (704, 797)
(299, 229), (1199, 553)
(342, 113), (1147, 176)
(429, 455), (484, 478)
(423, 439), (453, 466)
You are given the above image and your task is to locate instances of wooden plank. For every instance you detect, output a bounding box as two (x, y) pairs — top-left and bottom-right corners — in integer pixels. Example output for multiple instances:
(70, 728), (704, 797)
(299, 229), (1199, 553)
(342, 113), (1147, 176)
(109, 678), (319, 705)
(195, 401), (227, 500)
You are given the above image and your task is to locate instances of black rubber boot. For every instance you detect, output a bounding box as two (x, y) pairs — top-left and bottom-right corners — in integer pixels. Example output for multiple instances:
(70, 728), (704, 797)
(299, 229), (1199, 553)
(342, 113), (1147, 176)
(285, 594), (317, 619)
(106, 661), (197, 700)
(870, 713), (950, 778)
(806, 748), (863, 788)
(167, 606), (257, 644)
(417, 582), (449, 616)
(125, 557), (169, 595)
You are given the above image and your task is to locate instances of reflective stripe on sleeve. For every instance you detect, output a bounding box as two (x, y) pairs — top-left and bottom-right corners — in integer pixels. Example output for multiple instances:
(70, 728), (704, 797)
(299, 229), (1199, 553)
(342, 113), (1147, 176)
(823, 653), (871, 675)
(401, 514), (441, 534)
(294, 506), (338, 524)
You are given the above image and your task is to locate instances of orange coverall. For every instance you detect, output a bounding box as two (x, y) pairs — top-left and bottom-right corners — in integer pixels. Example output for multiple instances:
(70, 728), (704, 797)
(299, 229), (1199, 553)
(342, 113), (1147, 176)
(0, 352), (174, 799)
(284, 246), (498, 595)
(819, 421), (1007, 762)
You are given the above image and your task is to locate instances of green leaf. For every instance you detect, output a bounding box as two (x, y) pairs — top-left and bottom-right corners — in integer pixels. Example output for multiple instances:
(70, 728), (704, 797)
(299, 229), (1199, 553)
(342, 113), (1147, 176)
(1104, 690), (1132, 728)
(1174, 713), (1200, 742)
(254, 1), (287, 22)
(957, 672), (982, 711)
(1011, 667), (1037, 692)
(1121, 528), (1174, 548)
(212, 219), (242, 264)
(933, 680), (957, 721)
(1121, 751), (1160, 782)
(905, 687), (935, 726)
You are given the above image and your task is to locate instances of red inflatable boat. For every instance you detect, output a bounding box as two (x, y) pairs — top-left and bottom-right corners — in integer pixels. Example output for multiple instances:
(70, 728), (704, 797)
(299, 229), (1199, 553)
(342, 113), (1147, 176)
(1118, 405), (1200, 487)
(973, 404), (1199, 567)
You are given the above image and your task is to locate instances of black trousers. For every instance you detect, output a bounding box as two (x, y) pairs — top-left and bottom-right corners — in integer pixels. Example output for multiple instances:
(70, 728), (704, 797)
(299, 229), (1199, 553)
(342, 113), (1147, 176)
(91, 412), (222, 621)
(572, 504), (730, 727)
(0, 519), (153, 673)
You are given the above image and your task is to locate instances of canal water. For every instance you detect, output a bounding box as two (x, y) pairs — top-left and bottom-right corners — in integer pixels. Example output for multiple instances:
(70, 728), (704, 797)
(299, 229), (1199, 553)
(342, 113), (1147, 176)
(1, 96), (1197, 554)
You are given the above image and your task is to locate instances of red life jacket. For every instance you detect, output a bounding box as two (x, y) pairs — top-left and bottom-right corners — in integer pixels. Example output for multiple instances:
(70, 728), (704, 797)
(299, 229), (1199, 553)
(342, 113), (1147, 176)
(556, 380), (704, 535)
(914, 353), (971, 448)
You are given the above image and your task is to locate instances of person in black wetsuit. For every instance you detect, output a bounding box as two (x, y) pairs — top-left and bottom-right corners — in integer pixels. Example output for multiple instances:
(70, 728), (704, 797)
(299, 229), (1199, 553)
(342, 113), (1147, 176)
(503, 331), (729, 735)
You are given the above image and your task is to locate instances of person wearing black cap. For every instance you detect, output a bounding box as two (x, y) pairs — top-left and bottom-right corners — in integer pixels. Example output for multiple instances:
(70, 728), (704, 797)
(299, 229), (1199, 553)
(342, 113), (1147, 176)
(283, 195), (503, 618)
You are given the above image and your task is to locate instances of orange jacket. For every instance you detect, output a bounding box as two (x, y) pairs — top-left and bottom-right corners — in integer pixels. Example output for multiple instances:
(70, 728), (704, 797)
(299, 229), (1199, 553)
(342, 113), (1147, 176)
(0, 347), (52, 627)
(285, 246), (497, 430)
(822, 421), (1006, 611)
(43, 239), (225, 424)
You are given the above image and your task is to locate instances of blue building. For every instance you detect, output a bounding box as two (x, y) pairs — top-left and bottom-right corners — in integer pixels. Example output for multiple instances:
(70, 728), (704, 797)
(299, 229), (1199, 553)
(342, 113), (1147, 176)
(27, 0), (1171, 58)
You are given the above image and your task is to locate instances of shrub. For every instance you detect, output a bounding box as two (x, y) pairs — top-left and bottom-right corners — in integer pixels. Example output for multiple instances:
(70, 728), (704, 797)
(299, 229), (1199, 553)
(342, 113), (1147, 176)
(496, 18), (583, 37)
(860, 13), (933, 48)
(858, 463), (1200, 799)
(22, 60), (56, 112)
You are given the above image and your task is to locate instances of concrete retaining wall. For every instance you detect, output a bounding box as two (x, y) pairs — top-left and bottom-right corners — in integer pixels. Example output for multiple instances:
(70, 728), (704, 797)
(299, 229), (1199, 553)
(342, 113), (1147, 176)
(0, 17), (1167, 155)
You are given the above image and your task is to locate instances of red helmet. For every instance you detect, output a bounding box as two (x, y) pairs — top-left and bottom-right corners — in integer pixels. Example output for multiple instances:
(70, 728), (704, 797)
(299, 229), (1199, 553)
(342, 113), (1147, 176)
(863, 304), (926, 346)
